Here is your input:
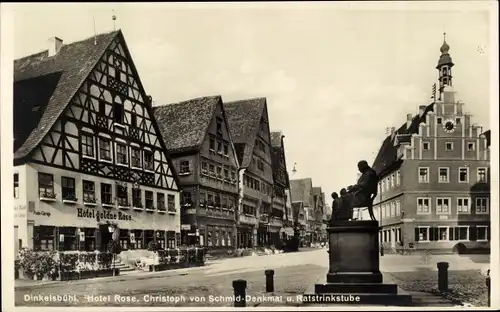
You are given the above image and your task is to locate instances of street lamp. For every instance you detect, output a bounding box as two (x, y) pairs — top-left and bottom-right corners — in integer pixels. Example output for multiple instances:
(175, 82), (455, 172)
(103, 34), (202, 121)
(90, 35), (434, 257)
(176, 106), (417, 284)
(108, 224), (116, 276)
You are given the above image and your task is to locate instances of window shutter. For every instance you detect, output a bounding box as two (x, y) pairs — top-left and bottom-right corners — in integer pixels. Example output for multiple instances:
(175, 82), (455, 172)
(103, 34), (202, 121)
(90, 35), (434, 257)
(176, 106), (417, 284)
(55, 227), (60, 250)
(433, 227), (439, 241)
(414, 228), (419, 242)
(449, 227), (455, 240)
(429, 227), (435, 241)
(469, 225), (477, 241)
(95, 227), (101, 251)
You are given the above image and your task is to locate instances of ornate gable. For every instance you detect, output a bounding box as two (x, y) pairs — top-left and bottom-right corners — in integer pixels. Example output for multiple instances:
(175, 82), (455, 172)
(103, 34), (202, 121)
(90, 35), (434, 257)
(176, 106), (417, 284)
(30, 32), (179, 191)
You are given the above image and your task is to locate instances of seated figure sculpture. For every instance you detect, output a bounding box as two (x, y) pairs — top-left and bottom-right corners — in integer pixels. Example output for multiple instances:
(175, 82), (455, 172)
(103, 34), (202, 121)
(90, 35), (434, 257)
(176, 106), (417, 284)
(343, 160), (379, 221)
(328, 192), (340, 224)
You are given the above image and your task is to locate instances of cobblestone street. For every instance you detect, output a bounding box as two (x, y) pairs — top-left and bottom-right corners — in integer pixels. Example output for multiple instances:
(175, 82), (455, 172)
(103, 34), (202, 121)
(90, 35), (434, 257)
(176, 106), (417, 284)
(15, 250), (490, 307)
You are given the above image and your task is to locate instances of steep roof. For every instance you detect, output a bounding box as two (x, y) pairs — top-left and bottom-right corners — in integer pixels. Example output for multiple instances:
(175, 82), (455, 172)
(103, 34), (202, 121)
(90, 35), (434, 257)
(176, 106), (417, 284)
(290, 178), (313, 207)
(291, 201), (304, 219)
(152, 96), (222, 154)
(270, 131), (283, 147)
(224, 97), (267, 168)
(371, 103), (434, 176)
(14, 31), (119, 160)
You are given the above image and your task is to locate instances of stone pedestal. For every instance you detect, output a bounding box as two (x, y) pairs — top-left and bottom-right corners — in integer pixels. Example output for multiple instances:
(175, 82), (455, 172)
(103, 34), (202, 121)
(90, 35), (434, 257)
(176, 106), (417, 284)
(326, 220), (382, 284)
(310, 220), (412, 306)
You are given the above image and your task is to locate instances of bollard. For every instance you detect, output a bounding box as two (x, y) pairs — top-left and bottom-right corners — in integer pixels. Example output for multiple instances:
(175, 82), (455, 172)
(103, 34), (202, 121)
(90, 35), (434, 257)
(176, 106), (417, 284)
(265, 269), (275, 293)
(232, 279), (247, 307)
(437, 262), (449, 292)
(486, 270), (490, 307)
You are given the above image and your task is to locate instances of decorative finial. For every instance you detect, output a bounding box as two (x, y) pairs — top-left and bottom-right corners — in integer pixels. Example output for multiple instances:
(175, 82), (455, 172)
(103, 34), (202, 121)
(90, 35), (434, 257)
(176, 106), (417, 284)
(112, 10), (117, 31)
(440, 32), (450, 54)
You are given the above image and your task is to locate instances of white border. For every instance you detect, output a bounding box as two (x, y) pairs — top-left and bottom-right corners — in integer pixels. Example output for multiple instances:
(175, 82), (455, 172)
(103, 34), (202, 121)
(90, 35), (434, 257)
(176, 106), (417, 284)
(2, 1), (499, 311)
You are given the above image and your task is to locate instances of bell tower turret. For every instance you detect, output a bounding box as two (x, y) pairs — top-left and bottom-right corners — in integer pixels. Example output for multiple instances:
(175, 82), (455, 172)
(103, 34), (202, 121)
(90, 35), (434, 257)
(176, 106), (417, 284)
(436, 32), (454, 100)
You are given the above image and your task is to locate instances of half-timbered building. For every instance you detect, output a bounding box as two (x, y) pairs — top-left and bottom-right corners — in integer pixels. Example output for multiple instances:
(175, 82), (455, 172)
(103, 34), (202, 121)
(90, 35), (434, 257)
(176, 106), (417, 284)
(270, 131), (290, 244)
(13, 31), (181, 253)
(225, 98), (275, 248)
(152, 96), (240, 250)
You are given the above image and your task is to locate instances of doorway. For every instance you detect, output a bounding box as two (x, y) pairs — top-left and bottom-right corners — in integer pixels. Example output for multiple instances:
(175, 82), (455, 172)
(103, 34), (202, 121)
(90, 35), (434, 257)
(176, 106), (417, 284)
(99, 224), (112, 252)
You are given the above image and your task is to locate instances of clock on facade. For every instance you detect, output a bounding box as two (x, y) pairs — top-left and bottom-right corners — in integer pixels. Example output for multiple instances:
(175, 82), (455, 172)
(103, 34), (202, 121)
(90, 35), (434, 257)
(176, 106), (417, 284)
(443, 119), (456, 133)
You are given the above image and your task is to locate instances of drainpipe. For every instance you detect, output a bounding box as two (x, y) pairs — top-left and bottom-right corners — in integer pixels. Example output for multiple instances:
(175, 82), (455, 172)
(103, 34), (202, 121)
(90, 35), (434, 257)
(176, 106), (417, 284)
(379, 175), (384, 257)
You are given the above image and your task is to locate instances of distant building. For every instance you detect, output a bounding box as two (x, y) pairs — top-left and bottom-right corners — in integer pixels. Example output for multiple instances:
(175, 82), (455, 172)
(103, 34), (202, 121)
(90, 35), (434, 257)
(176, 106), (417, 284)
(225, 98), (275, 248)
(290, 178), (318, 243)
(152, 96), (240, 249)
(366, 36), (491, 253)
(312, 187), (326, 240)
(270, 131), (291, 243)
(13, 31), (181, 252)
(283, 189), (295, 238)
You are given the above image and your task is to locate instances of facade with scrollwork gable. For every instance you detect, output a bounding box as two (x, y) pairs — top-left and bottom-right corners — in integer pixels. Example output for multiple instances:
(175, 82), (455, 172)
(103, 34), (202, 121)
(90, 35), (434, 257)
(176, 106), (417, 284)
(363, 35), (491, 253)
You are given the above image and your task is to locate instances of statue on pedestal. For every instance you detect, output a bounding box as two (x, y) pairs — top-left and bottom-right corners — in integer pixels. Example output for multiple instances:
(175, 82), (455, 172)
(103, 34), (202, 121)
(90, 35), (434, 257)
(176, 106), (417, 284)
(344, 160), (379, 221)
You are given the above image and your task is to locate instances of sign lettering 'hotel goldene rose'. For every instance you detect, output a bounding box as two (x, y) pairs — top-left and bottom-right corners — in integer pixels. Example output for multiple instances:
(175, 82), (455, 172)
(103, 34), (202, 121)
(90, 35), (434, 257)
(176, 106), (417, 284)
(77, 208), (132, 222)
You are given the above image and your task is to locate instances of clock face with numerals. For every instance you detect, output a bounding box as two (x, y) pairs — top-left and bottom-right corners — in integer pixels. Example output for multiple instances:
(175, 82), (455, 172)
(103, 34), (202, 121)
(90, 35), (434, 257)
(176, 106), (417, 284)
(443, 119), (456, 133)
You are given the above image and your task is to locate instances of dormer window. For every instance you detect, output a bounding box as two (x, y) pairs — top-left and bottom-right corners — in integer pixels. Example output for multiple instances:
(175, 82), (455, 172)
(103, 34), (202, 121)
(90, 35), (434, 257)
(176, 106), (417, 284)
(113, 100), (124, 124)
(130, 114), (137, 128)
(99, 100), (106, 116)
(216, 118), (223, 135)
(113, 58), (122, 80)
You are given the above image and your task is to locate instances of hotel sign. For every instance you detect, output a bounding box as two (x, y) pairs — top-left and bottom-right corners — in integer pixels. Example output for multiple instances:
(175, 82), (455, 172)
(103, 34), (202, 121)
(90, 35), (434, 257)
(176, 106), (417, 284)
(77, 208), (132, 222)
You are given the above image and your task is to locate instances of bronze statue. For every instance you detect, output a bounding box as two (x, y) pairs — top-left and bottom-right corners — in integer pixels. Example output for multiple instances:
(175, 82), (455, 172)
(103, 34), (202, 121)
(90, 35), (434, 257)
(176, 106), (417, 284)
(344, 160), (379, 221)
(330, 189), (353, 222)
(328, 192), (340, 224)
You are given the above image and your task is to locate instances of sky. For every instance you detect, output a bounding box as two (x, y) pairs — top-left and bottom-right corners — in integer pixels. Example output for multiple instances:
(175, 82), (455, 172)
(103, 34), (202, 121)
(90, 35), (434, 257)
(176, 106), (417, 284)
(4, 2), (495, 197)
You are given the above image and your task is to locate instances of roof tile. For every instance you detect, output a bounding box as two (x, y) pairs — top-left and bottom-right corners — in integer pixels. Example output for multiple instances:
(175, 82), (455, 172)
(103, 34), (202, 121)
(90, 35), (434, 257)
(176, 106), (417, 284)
(152, 96), (221, 154)
(224, 98), (266, 168)
(14, 31), (119, 160)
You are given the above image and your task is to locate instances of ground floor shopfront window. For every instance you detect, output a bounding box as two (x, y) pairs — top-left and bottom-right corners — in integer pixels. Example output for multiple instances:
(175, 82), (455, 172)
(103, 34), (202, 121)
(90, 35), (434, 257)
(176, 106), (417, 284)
(204, 226), (234, 248)
(31, 225), (179, 251)
(82, 227), (95, 251)
(237, 229), (254, 248)
(167, 231), (176, 249)
(33, 226), (55, 251)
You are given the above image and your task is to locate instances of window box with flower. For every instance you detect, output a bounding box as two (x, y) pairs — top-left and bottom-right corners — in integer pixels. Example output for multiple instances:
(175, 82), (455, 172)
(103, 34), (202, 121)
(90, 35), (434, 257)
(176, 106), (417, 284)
(40, 191), (57, 202)
(133, 202), (144, 211)
(63, 194), (79, 205)
(83, 197), (97, 207)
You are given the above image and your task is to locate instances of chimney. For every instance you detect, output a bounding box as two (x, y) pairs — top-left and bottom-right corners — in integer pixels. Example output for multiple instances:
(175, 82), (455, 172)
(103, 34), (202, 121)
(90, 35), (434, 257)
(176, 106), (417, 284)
(390, 127), (396, 140)
(406, 113), (413, 128)
(48, 37), (63, 57)
(418, 105), (426, 116)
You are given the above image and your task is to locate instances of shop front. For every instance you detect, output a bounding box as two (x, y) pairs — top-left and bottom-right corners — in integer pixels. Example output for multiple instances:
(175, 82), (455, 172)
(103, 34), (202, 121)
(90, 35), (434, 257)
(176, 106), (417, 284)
(24, 201), (180, 251)
(257, 223), (269, 247)
(237, 225), (254, 248)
